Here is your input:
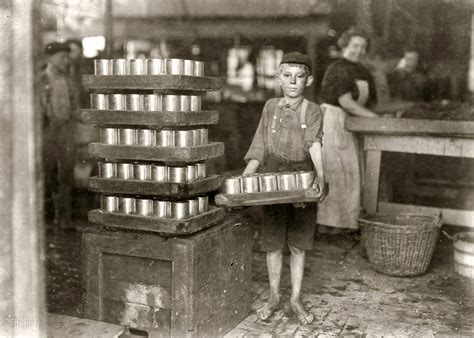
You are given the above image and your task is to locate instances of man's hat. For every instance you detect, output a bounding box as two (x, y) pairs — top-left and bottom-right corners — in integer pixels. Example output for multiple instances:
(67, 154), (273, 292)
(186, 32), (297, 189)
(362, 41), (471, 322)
(44, 42), (70, 56)
(280, 52), (312, 71)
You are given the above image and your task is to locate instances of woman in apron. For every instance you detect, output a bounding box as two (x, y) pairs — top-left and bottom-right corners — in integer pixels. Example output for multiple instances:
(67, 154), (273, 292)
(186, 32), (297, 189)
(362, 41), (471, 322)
(317, 28), (379, 234)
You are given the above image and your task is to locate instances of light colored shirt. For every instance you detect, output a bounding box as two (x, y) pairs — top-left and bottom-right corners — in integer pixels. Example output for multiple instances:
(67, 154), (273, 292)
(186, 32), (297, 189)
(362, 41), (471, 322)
(244, 97), (323, 165)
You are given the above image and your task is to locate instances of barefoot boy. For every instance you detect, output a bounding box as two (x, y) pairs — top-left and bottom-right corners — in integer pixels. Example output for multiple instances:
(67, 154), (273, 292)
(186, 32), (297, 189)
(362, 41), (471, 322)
(243, 52), (326, 324)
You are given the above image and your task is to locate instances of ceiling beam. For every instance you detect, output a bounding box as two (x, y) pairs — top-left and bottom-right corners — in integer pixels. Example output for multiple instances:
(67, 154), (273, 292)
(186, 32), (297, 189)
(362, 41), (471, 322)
(113, 16), (329, 40)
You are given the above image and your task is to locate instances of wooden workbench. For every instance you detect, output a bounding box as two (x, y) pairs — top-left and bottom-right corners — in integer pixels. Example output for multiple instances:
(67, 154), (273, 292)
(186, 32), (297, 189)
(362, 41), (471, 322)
(346, 117), (474, 228)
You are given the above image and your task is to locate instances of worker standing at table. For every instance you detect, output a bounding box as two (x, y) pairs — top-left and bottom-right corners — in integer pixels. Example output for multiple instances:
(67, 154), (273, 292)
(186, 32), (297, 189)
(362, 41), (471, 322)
(317, 28), (379, 235)
(243, 52), (326, 324)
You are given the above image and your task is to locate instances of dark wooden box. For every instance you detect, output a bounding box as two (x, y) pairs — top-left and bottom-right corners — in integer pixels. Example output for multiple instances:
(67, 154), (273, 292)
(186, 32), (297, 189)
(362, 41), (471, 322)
(83, 215), (252, 337)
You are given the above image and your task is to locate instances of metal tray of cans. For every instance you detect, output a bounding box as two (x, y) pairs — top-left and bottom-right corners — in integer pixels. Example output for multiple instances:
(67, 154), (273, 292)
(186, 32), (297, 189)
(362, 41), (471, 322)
(88, 142), (224, 163)
(88, 206), (226, 236)
(78, 109), (219, 127)
(215, 187), (328, 207)
(88, 175), (222, 197)
(83, 75), (223, 92)
(215, 172), (328, 207)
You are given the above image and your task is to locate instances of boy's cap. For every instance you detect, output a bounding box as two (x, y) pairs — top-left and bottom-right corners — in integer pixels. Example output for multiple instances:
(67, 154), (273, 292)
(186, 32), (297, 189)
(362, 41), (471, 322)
(280, 52), (312, 71)
(44, 42), (70, 55)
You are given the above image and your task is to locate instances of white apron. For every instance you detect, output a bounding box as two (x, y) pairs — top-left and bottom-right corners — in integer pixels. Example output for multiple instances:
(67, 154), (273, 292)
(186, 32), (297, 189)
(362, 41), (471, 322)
(317, 104), (361, 229)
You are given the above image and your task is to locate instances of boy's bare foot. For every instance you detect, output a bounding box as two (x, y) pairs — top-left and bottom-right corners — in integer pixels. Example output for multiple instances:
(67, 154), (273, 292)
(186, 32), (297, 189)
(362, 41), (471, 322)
(257, 294), (280, 321)
(290, 299), (314, 324)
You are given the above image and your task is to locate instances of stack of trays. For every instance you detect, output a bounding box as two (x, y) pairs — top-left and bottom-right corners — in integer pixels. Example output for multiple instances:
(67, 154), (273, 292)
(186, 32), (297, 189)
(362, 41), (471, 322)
(82, 58), (225, 235)
(216, 171), (328, 207)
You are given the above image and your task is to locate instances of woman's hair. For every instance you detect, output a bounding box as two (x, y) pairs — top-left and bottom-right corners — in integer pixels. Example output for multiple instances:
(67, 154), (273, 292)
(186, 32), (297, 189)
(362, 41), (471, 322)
(337, 27), (371, 51)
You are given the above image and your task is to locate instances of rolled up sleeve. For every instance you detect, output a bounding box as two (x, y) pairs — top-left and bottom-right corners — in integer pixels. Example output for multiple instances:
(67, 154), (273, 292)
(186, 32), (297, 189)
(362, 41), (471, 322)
(304, 104), (324, 151)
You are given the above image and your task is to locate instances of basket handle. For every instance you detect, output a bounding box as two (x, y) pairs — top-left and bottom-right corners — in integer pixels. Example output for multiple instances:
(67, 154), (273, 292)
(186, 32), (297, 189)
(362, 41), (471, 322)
(442, 230), (454, 240)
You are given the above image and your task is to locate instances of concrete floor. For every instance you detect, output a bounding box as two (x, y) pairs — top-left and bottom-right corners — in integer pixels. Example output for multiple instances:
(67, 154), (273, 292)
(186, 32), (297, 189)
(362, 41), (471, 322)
(46, 213), (474, 337)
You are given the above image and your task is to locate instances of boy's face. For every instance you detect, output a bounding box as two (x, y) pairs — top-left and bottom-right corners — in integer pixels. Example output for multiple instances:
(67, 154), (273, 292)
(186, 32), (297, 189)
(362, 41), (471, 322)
(277, 64), (313, 99)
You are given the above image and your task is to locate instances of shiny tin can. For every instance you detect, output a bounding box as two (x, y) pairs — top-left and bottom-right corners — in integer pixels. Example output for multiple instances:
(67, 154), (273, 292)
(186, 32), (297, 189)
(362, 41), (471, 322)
(94, 59), (111, 75)
(183, 60), (194, 76)
(259, 174), (278, 192)
(137, 129), (156, 146)
(169, 166), (187, 183)
(180, 95), (191, 111)
(171, 201), (189, 219)
(125, 94), (143, 111)
(112, 59), (127, 75)
(157, 130), (174, 147)
(128, 59), (145, 75)
(166, 58), (184, 75)
(119, 197), (136, 214)
(151, 165), (168, 182)
(100, 128), (118, 144)
(119, 128), (137, 145)
(188, 199), (199, 217)
(278, 173), (296, 191)
(190, 95), (201, 111)
(175, 130), (193, 147)
(194, 61), (204, 76)
(146, 59), (164, 75)
(90, 94), (108, 110)
(163, 95), (180, 111)
(191, 129), (201, 146)
(153, 200), (171, 218)
(297, 171), (315, 190)
(196, 163), (206, 179)
(98, 162), (117, 178)
(197, 196), (208, 213)
(101, 195), (119, 212)
(242, 175), (259, 193)
(136, 199), (153, 216)
(117, 163), (134, 180)
(223, 177), (241, 194)
(108, 94), (125, 110)
(144, 94), (162, 111)
(199, 128), (208, 144)
(186, 165), (197, 182)
(134, 164), (151, 181)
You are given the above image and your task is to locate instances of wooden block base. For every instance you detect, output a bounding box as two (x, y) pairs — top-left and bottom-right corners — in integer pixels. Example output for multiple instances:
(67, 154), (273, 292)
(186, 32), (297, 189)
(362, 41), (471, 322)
(83, 215), (252, 337)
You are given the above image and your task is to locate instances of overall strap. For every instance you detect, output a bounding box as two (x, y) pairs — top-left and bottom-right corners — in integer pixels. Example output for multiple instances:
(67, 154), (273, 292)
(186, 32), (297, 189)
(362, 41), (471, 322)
(300, 98), (308, 129)
(270, 98), (285, 134)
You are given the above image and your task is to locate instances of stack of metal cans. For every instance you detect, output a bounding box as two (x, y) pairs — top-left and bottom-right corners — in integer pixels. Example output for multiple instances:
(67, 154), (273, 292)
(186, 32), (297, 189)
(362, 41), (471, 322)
(223, 171), (315, 194)
(98, 162), (206, 182)
(99, 128), (208, 147)
(100, 195), (209, 220)
(94, 59), (205, 76)
(90, 93), (202, 112)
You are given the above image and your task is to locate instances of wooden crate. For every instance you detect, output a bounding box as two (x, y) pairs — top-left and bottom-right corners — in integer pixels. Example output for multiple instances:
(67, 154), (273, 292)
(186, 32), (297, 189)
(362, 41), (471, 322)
(88, 206), (226, 236)
(78, 109), (219, 128)
(88, 175), (222, 197)
(83, 75), (223, 92)
(88, 142), (224, 163)
(83, 215), (252, 337)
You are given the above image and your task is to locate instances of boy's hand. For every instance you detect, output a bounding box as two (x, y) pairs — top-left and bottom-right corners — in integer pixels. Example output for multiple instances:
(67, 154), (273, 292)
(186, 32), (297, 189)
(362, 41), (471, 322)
(311, 176), (327, 201)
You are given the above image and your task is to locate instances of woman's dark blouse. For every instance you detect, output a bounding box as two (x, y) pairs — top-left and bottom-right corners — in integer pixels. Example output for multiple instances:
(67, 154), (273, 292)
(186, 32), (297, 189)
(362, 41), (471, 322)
(320, 58), (377, 108)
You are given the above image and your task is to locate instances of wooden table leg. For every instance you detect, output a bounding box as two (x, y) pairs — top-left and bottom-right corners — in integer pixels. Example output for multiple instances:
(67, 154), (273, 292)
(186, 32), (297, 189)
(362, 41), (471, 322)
(363, 149), (382, 214)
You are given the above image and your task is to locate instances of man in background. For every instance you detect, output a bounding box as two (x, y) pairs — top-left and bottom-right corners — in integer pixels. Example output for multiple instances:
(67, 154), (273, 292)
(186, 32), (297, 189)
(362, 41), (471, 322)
(39, 42), (78, 230)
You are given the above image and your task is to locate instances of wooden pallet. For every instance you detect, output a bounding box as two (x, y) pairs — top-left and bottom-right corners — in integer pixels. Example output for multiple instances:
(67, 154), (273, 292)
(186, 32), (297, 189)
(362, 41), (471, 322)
(83, 215), (252, 337)
(88, 142), (224, 163)
(88, 175), (222, 197)
(88, 206), (225, 236)
(215, 183), (328, 207)
(78, 109), (219, 127)
(83, 75), (223, 92)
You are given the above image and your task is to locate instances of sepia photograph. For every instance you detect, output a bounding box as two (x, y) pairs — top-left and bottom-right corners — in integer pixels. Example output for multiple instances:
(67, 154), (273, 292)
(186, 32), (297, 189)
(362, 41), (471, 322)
(1, 0), (473, 336)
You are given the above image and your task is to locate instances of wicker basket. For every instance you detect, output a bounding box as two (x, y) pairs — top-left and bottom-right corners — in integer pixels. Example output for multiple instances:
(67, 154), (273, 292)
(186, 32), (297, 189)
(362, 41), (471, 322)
(359, 213), (442, 276)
